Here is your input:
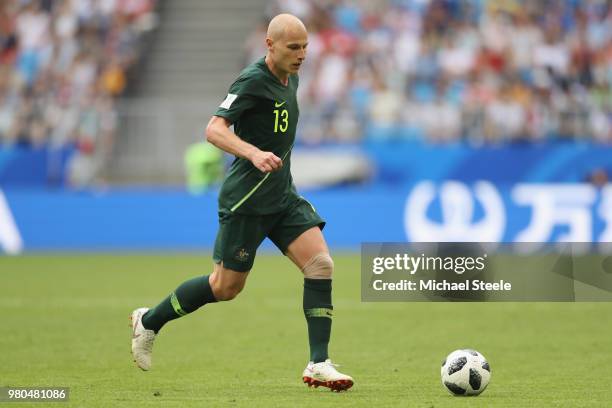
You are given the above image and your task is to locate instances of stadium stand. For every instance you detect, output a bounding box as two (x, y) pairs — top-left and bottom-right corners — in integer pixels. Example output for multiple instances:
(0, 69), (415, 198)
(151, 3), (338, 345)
(0, 0), (157, 185)
(105, 0), (269, 184)
(264, 0), (611, 145)
(0, 0), (610, 186)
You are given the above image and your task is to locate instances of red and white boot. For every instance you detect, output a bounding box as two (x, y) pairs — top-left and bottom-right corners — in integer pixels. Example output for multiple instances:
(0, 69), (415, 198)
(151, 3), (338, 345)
(302, 359), (354, 392)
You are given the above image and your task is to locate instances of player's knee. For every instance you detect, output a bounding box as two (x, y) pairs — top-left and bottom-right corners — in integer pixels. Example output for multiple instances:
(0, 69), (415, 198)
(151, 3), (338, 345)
(214, 283), (244, 301)
(210, 272), (246, 301)
(302, 252), (333, 279)
(214, 284), (242, 301)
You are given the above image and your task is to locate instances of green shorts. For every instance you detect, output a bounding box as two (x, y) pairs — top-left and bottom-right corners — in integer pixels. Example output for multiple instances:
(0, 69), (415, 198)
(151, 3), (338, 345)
(213, 197), (325, 272)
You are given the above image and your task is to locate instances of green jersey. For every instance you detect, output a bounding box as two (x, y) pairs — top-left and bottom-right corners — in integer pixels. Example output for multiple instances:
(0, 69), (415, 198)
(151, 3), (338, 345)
(214, 57), (300, 215)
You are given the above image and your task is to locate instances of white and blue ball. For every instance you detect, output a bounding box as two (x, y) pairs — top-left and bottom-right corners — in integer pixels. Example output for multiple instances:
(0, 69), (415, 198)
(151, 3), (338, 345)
(441, 349), (491, 396)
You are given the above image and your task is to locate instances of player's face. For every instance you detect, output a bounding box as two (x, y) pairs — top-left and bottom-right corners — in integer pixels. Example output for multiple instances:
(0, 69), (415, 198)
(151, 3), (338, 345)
(278, 29), (308, 74)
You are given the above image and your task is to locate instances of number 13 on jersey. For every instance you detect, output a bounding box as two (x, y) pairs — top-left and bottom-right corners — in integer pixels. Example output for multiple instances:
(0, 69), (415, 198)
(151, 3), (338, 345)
(274, 108), (289, 133)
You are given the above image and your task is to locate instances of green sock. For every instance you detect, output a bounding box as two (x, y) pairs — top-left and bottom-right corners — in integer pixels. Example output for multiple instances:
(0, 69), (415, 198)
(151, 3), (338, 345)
(303, 278), (333, 363)
(142, 275), (217, 333)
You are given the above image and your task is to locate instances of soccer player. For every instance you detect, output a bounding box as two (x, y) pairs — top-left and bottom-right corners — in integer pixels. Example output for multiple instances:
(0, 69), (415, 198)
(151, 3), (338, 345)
(130, 13), (354, 392)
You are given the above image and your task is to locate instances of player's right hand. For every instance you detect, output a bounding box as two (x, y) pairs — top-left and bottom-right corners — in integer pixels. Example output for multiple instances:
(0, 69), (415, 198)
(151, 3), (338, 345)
(250, 150), (283, 173)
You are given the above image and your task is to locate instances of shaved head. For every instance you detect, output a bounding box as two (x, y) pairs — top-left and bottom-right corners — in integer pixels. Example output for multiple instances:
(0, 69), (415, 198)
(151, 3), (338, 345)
(264, 14), (308, 83)
(266, 13), (307, 42)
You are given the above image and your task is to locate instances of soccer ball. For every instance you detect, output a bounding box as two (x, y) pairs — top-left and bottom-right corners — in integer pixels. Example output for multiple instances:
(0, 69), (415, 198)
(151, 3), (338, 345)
(441, 349), (491, 396)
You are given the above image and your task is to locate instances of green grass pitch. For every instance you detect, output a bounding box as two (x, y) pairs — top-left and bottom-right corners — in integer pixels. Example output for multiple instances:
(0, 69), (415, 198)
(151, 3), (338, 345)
(1, 254), (611, 407)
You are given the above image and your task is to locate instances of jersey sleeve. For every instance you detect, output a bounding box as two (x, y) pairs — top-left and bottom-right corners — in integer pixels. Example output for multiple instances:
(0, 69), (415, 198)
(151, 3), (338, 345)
(214, 76), (260, 124)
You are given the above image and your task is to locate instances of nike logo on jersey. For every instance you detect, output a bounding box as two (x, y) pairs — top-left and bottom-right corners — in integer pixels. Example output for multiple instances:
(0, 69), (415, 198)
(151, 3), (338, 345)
(275, 101), (286, 108)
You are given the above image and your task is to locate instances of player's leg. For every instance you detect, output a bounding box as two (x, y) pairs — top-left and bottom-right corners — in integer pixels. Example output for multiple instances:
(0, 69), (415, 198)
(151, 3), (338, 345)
(131, 264), (248, 371)
(131, 267), (226, 371)
(131, 210), (264, 371)
(285, 226), (333, 364)
(287, 227), (354, 391)
(140, 262), (248, 333)
(269, 198), (353, 391)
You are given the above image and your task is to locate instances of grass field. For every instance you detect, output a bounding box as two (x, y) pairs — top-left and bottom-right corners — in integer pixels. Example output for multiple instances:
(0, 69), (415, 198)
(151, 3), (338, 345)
(2, 254), (611, 407)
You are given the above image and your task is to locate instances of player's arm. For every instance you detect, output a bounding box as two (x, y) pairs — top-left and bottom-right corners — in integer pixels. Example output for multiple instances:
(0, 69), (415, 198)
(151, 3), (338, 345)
(205, 115), (283, 173)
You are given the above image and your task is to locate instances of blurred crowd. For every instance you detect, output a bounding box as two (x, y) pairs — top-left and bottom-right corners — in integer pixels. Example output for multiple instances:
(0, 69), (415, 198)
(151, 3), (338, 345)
(253, 0), (612, 144)
(0, 0), (156, 184)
